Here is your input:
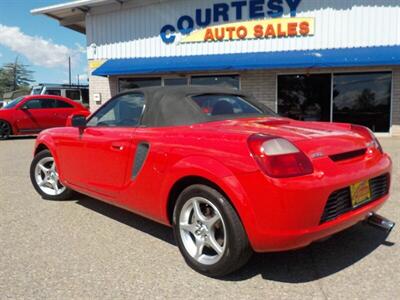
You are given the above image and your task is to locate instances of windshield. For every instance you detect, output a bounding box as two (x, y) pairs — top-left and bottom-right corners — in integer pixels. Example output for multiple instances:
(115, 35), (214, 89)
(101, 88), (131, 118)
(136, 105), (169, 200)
(31, 87), (43, 95)
(3, 96), (25, 109)
(192, 94), (275, 118)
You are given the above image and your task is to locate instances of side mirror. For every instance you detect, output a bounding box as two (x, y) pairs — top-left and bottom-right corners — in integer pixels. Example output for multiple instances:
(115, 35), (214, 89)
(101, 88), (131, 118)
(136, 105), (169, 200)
(67, 114), (87, 128)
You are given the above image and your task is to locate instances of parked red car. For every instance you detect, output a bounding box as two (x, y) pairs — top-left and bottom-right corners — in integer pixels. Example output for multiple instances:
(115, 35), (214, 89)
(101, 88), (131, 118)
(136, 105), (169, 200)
(0, 95), (89, 139)
(30, 87), (394, 277)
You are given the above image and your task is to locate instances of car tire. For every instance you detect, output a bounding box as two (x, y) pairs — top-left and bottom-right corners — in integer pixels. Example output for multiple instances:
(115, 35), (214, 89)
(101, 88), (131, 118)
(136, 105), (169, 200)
(0, 120), (12, 140)
(30, 150), (75, 200)
(173, 184), (253, 277)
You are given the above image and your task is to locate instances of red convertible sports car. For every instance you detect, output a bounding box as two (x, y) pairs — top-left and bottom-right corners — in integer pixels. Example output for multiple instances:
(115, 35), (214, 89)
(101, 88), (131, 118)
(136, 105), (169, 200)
(30, 86), (394, 277)
(0, 95), (89, 140)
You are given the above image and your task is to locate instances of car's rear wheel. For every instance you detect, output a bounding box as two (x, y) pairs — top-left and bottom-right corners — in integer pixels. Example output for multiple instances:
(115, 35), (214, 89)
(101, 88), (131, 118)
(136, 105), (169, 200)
(173, 184), (252, 277)
(30, 150), (74, 200)
(0, 120), (12, 140)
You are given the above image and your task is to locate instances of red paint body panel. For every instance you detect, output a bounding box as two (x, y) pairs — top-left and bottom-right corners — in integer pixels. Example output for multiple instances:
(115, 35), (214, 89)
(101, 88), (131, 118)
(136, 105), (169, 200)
(34, 117), (392, 252)
(0, 95), (89, 135)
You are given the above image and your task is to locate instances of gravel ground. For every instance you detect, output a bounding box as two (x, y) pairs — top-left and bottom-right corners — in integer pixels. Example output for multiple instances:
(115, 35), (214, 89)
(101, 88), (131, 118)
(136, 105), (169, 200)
(0, 137), (399, 299)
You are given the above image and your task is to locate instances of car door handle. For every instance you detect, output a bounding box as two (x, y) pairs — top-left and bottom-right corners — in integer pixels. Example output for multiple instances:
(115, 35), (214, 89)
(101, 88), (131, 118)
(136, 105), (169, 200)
(111, 144), (125, 151)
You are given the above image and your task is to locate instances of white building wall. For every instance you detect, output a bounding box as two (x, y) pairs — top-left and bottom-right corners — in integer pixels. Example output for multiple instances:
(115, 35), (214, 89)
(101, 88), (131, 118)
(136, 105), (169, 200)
(86, 0), (400, 60)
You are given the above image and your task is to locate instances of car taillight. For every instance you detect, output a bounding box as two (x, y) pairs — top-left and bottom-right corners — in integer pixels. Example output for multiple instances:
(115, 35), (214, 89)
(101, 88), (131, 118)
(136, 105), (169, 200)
(248, 134), (314, 178)
(351, 124), (383, 153)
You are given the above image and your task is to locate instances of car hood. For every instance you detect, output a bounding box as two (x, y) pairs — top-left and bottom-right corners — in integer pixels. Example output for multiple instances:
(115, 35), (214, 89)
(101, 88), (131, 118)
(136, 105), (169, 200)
(200, 117), (372, 157)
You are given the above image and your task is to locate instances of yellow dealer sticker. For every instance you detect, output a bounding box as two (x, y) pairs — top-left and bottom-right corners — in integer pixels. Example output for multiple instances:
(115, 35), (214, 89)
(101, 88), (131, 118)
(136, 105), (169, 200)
(181, 18), (314, 43)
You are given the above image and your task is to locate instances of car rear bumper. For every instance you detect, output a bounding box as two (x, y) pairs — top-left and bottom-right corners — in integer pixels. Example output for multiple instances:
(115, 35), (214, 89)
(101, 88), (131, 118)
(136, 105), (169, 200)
(234, 152), (392, 252)
(251, 195), (388, 252)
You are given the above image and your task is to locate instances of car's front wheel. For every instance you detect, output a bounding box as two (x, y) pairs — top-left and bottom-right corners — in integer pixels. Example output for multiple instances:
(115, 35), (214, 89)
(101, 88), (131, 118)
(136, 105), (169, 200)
(173, 184), (252, 277)
(30, 150), (74, 200)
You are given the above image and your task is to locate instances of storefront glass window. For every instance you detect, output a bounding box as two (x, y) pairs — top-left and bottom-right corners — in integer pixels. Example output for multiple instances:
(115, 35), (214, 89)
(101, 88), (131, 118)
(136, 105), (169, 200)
(119, 78), (162, 92)
(278, 74), (331, 121)
(164, 78), (188, 86)
(191, 75), (239, 89)
(333, 72), (391, 132)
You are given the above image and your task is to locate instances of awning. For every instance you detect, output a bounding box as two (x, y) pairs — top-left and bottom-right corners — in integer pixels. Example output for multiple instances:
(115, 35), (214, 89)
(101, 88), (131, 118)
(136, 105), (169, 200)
(92, 46), (400, 76)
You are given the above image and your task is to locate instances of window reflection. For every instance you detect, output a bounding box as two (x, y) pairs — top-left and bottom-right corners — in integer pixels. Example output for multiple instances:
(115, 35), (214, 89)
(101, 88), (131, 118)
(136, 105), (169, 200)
(191, 75), (240, 89)
(119, 78), (162, 92)
(333, 72), (391, 132)
(278, 74), (331, 121)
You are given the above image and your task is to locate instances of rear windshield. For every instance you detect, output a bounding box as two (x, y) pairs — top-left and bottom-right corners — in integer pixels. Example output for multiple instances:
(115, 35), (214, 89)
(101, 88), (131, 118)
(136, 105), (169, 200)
(192, 94), (271, 117)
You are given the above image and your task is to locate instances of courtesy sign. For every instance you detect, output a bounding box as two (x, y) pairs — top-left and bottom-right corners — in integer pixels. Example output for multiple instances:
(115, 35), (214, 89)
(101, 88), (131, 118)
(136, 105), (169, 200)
(160, 0), (307, 44)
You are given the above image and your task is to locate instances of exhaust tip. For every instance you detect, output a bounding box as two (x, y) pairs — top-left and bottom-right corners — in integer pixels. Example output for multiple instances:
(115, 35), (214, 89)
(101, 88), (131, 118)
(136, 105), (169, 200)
(367, 213), (395, 233)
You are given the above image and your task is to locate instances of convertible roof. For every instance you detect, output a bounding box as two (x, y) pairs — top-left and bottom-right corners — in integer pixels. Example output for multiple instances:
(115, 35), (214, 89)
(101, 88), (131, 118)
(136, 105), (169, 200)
(119, 86), (269, 127)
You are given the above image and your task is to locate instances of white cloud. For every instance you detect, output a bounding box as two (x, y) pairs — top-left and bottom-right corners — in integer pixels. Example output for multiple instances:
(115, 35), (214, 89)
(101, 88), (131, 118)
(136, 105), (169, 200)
(0, 24), (83, 68)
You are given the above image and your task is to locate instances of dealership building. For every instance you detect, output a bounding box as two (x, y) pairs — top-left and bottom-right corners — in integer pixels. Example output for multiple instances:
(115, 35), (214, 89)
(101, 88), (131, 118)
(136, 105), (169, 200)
(33, 0), (400, 135)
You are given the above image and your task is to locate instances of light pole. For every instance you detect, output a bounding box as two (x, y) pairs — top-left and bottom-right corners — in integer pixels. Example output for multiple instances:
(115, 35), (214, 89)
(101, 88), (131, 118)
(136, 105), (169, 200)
(68, 56), (72, 86)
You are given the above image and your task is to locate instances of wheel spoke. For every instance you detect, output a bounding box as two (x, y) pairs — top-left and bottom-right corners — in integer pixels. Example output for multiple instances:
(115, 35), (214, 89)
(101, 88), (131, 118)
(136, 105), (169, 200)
(51, 181), (59, 194)
(194, 238), (205, 259)
(39, 180), (48, 187)
(180, 222), (196, 234)
(38, 164), (49, 173)
(206, 235), (223, 255)
(193, 200), (206, 222)
(205, 214), (220, 229)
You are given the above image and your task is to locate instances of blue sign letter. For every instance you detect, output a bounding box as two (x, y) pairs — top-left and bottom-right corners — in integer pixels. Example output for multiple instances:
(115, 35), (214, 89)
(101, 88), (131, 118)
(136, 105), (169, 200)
(213, 3), (230, 22)
(249, 0), (265, 19)
(286, 0), (302, 17)
(177, 15), (195, 35)
(196, 8), (212, 27)
(231, 1), (247, 20)
(267, 0), (283, 18)
(160, 24), (176, 44)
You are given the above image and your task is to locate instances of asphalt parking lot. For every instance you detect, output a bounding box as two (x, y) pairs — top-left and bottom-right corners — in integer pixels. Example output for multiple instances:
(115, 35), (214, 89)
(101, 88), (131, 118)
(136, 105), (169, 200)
(0, 137), (399, 299)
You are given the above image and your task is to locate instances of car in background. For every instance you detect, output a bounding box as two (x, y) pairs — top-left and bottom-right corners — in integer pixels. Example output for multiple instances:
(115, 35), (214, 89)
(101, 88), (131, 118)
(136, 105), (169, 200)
(29, 86), (393, 277)
(0, 95), (89, 140)
(31, 83), (89, 108)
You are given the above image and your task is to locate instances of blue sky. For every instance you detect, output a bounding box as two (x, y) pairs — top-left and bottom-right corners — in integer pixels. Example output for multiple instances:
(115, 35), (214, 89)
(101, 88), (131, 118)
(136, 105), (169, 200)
(0, 0), (87, 85)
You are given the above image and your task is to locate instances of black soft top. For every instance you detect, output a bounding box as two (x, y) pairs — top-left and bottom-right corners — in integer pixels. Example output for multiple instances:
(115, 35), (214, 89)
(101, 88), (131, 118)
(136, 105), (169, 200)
(119, 86), (274, 127)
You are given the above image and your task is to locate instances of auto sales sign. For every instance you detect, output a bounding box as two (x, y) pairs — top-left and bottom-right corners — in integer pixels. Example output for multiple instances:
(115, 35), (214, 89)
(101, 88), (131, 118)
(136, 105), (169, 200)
(160, 0), (313, 44)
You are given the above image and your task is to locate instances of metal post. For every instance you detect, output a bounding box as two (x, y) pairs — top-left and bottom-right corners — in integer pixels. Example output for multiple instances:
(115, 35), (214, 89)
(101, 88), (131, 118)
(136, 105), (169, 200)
(68, 56), (71, 86)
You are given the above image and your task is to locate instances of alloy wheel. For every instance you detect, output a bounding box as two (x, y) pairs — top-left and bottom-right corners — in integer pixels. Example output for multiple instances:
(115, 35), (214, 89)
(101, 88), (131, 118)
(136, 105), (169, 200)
(34, 156), (66, 196)
(179, 197), (227, 265)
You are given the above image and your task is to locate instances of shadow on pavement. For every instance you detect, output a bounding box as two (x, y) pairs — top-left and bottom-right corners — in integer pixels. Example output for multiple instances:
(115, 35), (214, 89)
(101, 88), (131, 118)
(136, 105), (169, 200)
(76, 195), (176, 246)
(225, 223), (393, 282)
(3, 135), (36, 141)
(75, 195), (394, 283)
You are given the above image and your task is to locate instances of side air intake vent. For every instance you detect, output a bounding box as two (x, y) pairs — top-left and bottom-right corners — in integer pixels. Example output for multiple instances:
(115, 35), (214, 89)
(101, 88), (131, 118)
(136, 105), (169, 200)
(132, 142), (150, 179)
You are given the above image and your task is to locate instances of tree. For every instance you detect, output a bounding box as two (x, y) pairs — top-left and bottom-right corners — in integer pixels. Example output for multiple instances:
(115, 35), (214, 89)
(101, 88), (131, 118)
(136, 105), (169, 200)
(0, 57), (34, 97)
(356, 88), (375, 111)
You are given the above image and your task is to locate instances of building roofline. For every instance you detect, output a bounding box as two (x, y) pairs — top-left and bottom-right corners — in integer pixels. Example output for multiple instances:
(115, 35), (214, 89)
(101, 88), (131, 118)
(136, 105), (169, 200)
(30, 0), (111, 15)
(31, 0), (171, 34)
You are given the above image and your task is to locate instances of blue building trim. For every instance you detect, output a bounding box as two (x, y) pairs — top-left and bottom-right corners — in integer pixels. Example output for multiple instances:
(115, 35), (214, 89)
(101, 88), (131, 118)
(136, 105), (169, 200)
(92, 46), (400, 76)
